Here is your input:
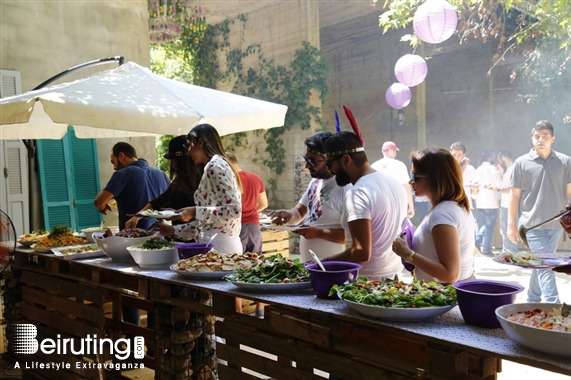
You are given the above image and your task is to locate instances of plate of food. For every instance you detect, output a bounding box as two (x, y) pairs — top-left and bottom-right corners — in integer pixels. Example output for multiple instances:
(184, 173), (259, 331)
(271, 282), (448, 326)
(226, 280), (312, 292)
(331, 277), (457, 322)
(18, 230), (48, 247)
(128, 210), (179, 219)
(493, 252), (571, 268)
(224, 254), (312, 292)
(260, 224), (301, 232)
(30, 226), (89, 252)
(30, 244), (53, 253)
(496, 302), (571, 358)
(171, 251), (263, 280)
(52, 244), (105, 260)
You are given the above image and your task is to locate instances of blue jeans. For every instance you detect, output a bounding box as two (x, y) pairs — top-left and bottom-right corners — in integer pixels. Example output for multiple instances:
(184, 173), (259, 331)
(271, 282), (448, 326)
(500, 207), (518, 253)
(526, 229), (561, 303)
(475, 208), (498, 254)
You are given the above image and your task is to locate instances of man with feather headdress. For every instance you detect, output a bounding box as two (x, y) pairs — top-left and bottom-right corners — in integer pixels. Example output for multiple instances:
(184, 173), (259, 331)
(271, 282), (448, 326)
(322, 107), (407, 281)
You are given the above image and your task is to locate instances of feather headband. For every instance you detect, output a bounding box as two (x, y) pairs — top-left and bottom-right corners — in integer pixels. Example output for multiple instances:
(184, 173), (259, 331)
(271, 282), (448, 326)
(343, 105), (364, 147)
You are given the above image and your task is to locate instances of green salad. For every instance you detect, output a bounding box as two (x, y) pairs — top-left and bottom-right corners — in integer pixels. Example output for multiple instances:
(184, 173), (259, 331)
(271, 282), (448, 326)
(224, 254), (310, 284)
(330, 277), (457, 308)
(131, 237), (174, 250)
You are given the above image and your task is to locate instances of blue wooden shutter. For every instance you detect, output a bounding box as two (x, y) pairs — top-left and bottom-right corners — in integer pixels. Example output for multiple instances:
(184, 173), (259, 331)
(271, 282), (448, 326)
(36, 137), (74, 229)
(36, 127), (101, 230)
(68, 128), (101, 230)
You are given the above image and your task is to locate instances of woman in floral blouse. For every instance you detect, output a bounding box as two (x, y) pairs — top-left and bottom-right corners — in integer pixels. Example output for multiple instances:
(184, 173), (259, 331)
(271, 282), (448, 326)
(157, 124), (243, 254)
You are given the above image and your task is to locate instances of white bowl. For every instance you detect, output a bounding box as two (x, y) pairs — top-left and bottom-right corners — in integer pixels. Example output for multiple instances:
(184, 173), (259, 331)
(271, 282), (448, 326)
(82, 227), (118, 243)
(344, 300), (455, 322)
(127, 247), (178, 269)
(495, 302), (571, 358)
(93, 231), (153, 263)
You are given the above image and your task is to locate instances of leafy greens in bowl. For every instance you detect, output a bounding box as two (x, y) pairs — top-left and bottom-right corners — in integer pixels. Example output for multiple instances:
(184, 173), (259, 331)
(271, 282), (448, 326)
(332, 278), (457, 321)
(224, 254), (310, 284)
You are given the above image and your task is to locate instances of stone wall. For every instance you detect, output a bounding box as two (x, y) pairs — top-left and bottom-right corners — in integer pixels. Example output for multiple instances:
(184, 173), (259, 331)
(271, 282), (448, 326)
(1, 1), (154, 228)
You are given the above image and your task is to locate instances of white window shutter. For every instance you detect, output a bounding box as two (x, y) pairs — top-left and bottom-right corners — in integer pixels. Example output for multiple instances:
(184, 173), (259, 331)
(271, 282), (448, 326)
(0, 69), (29, 236)
(0, 69), (21, 98)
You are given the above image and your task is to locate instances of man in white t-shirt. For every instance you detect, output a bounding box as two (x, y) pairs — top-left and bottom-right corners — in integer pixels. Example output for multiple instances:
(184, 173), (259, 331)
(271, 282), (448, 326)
(371, 141), (414, 218)
(322, 131), (407, 280)
(267, 132), (347, 262)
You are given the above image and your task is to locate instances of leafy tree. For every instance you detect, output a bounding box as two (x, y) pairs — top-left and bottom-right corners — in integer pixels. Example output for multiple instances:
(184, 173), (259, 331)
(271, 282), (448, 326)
(375, 0), (571, 122)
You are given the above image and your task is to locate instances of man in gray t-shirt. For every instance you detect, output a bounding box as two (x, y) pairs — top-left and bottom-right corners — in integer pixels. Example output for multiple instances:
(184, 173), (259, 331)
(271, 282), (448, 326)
(508, 120), (571, 303)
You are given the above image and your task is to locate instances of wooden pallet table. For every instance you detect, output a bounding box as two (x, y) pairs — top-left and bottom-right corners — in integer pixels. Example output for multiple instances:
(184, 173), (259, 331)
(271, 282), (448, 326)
(4, 248), (571, 380)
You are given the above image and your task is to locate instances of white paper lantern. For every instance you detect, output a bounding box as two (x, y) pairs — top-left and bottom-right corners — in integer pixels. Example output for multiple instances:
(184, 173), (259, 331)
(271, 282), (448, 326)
(413, 0), (458, 44)
(385, 83), (411, 110)
(394, 54), (428, 87)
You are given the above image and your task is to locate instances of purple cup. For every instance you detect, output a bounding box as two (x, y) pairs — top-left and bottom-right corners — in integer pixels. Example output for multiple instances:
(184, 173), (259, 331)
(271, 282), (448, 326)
(306, 261), (362, 299)
(175, 242), (216, 259)
(452, 279), (524, 328)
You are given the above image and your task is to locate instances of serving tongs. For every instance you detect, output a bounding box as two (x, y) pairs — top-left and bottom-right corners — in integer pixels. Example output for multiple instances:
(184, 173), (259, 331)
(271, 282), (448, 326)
(518, 209), (571, 248)
(309, 249), (326, 271)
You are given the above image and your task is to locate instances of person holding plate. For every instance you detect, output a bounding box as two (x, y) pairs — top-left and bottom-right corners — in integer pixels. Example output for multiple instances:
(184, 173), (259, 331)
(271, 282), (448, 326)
(267, 131), (347, 263)
(124, 135), (200, 230)
(155, 124), (243, 254)
(392, 148), (476, 284)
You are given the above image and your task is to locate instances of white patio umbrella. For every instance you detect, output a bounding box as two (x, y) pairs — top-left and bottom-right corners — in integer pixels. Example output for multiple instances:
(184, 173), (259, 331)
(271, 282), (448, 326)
(0, 61), (288, 139)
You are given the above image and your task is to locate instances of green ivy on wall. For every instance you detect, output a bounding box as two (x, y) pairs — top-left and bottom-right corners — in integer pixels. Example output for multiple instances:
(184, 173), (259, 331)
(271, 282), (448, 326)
(151, 15), (330, 191)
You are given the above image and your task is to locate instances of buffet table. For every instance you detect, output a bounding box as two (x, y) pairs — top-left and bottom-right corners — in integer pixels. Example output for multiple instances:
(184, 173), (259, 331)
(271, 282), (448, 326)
(6, 248), (571, 380)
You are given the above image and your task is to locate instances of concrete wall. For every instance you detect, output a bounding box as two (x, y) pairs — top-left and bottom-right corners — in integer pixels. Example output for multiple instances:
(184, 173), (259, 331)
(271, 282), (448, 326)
(1, 0), (155, 228)
(214, 0), (321, 208)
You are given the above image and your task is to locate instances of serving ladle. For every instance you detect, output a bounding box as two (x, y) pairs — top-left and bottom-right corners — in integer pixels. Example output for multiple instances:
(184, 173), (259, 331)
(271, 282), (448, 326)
(309, 249), (326, 271)
(518, 209), (571, 248)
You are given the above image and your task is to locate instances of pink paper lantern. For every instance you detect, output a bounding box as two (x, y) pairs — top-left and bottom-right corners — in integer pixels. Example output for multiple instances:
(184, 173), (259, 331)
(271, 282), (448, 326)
(413, 0), (458, 44)
(385, 83), (411, 110)
(394, 54), (428, 87)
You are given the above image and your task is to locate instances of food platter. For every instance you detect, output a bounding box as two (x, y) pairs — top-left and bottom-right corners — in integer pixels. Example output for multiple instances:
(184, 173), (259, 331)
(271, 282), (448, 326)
(493, 253), (571, 268)
(260, 224), (300, 232)
(226, 280), (312, 292)
(52, 244), (105, 260)
(496, 302), (571, 358)
(18, 239), (40, 247)
(344, 300), (455, 322)
(30, 244), (52, 253)
(170, 265), (236, 280)
(128, 210), (179, 219)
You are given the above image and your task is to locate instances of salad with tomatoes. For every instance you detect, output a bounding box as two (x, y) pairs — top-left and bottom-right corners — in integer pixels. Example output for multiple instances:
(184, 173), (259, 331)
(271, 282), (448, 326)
(331, 277), (457, 308)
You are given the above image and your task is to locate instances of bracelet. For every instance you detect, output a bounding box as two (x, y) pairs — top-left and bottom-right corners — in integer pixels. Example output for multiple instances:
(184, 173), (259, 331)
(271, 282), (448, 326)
(406, 251), (417, 263)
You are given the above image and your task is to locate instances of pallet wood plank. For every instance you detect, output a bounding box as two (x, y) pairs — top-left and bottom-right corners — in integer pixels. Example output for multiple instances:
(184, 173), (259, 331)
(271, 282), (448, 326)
(22, 287), (105, 326)
(268, 309), (330, 347)
(22, 304), (102, 338)
(21, 271), (103, 305)
(217, 343), (322, 380)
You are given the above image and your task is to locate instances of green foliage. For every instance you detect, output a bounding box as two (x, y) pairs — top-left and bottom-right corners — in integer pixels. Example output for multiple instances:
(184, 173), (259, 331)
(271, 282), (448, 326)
(156, 135), (173, 173)
(375, 0), (571, 121)
(149, 16), (330, 196)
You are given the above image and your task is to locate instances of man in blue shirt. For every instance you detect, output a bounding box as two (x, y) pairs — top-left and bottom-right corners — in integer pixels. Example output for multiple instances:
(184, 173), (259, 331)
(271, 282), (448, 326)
(94, 142), (170, 230)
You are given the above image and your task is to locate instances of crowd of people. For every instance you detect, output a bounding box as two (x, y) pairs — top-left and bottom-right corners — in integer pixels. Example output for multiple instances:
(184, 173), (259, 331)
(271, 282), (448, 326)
(93, 119), (571, 317)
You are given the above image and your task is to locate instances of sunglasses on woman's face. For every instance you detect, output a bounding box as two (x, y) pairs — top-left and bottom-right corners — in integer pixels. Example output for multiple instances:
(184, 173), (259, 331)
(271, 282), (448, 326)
(411, 172), (428, 182)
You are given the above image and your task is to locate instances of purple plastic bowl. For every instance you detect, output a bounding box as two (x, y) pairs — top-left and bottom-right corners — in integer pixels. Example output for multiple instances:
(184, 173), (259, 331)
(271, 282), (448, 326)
(174, 242), (216, 259)
(452, 279), (524, 328)
(306, 261), (362, 299)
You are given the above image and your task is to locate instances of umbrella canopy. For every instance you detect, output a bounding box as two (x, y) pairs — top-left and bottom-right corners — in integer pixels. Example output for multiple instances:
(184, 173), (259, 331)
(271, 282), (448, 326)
(0, 61), (288, 139)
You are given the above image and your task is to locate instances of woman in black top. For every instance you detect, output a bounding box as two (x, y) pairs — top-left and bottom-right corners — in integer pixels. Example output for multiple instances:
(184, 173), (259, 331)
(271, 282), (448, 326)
(125, 135), (200, 228)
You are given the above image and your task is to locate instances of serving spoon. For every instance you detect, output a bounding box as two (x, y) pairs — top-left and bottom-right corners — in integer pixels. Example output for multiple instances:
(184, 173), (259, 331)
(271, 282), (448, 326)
(518, 209), (571, 248)
(309, 249), (326, 271)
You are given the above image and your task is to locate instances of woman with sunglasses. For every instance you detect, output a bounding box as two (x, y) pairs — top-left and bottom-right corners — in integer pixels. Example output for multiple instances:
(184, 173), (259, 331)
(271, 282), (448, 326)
(392, 147), (476, 284)
(124, 135), (201, 230)
(156, 124), (243, 254)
